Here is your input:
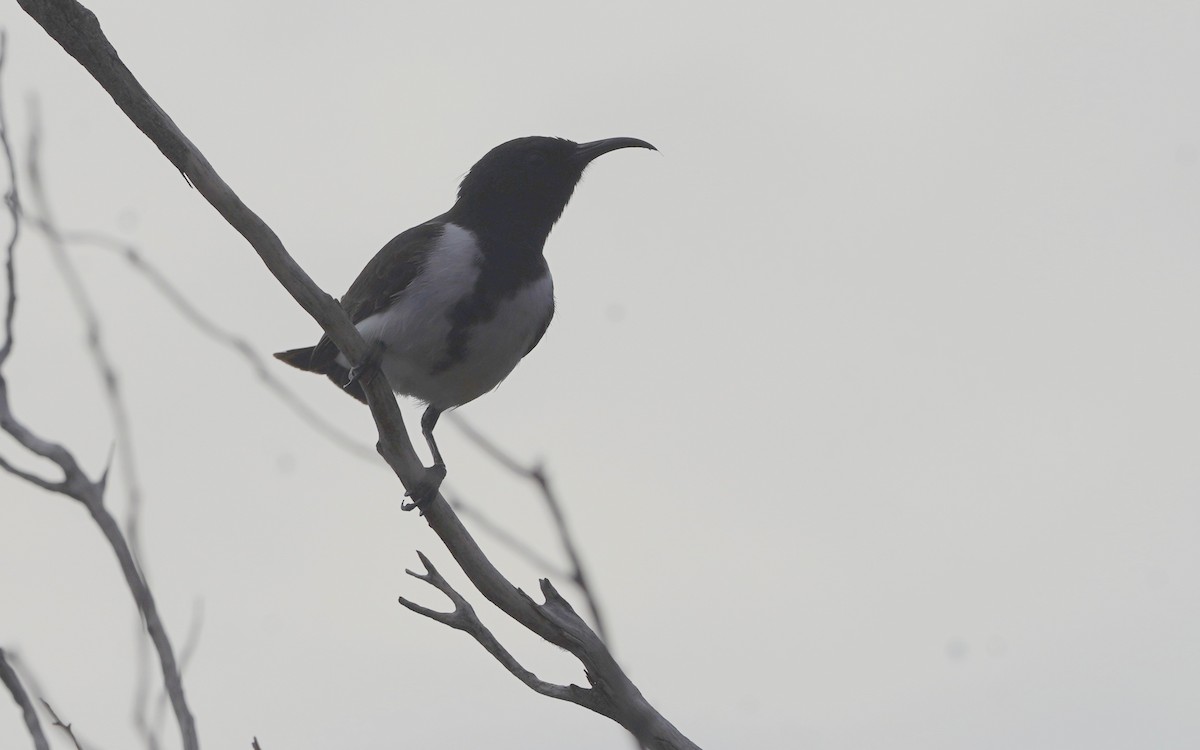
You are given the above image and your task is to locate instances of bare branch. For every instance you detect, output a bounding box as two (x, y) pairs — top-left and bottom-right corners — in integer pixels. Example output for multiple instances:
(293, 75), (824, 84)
(0, 31), (19, 367)
(17, 1), (700, 746)
(0, 647), (50, 750)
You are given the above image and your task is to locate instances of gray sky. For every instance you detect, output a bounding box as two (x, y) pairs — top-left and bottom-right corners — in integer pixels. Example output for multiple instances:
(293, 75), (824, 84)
(2, 1), (1198, 748)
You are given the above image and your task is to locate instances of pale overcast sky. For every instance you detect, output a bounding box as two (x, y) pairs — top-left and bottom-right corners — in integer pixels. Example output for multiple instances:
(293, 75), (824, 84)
(2, 2), (1199, 749)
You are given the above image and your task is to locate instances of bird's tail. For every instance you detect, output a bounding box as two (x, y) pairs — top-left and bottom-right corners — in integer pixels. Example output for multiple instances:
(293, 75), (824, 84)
(274, 346), (324, 372)
(274, 346), (368, 404)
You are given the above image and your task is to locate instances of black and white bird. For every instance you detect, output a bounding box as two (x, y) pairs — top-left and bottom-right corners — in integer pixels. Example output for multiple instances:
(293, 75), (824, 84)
(275, 135), (655, 504)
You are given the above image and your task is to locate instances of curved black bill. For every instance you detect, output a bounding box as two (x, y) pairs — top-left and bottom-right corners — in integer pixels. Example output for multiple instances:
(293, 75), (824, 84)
(573, 137), (657, 166)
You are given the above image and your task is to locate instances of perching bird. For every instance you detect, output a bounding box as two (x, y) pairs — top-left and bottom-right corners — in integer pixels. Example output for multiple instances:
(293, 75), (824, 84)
(275, 136), (655, 505)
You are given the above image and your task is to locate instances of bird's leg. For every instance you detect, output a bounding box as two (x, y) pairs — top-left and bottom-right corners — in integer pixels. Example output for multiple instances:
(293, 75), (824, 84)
(421, 406), (445, 467)
(346, 340), (385, 388)
(402, 406), (447, 511)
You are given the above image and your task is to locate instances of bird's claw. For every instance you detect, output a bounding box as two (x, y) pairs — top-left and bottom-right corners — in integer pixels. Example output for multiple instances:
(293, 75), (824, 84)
(346, 341), (385, 387)
(401, 463), (447, 513)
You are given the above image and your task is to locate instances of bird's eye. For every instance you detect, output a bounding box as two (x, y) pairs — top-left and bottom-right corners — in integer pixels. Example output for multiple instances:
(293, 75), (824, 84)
(526, 151), (547, 168)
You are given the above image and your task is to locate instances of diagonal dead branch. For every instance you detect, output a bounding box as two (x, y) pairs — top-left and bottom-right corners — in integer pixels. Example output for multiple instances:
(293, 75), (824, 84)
(16, 0), (369, 365)
(17, 1), (700, 746)
(0, 647), (50, 750)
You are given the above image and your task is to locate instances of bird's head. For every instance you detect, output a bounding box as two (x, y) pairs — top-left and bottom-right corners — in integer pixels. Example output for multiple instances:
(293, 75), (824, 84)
(451, 136), (655, 243)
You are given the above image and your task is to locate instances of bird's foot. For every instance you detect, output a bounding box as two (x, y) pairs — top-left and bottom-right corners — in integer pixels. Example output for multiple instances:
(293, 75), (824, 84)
(401, 462), (447, 513)
(346, 340), (385, 388)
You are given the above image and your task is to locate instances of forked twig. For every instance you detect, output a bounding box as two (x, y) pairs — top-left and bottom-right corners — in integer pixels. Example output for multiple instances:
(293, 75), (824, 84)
(398, 551), (603, 708)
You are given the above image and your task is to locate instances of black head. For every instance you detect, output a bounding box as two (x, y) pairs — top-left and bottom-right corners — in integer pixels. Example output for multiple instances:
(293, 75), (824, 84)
(449, 136), (655, 245)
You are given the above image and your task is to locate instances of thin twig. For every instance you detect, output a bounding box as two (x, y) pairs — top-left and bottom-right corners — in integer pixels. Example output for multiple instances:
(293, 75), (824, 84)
(0, 646), (50, 750)
(446, 494), (566, 576)
(447, 413), (531, 477)
(8, 654), (112, 750)
(48, 229), (376, 462)
(0, 451), (60, 490)
(39, 699), (84, 750)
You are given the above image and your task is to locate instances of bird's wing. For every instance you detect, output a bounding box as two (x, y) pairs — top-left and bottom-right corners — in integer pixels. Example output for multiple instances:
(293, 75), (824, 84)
(340, 221), (443, 322)
(309, 221), (444, 366)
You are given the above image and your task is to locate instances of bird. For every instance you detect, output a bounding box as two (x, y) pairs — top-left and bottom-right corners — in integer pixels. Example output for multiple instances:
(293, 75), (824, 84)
(275, 135), (655, 506)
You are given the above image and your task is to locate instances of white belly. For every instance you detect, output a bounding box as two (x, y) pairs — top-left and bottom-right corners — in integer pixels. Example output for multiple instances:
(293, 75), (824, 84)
(342, 223), (554, 409)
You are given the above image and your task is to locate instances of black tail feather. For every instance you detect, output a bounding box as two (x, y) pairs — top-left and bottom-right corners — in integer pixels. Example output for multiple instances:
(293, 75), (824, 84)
(274, 346), (368, 404)
(274, 346), (322, 372)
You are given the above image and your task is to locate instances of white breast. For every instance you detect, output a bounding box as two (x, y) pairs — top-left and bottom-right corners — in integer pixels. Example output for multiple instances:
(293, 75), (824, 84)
(347, 222), (554, 409)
